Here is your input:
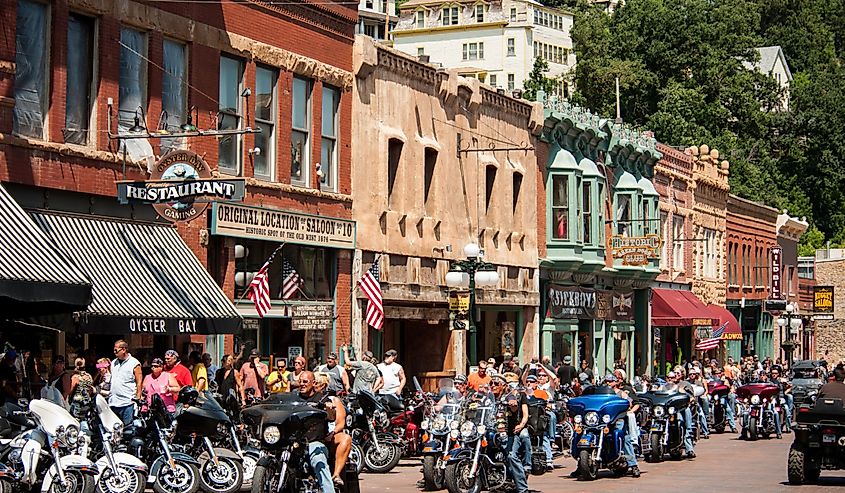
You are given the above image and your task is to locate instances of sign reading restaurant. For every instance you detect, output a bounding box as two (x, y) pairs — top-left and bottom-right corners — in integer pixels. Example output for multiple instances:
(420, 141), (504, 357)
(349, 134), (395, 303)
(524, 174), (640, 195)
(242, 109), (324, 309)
(609, 234), (661, 266)
(210, 202), (356, 250)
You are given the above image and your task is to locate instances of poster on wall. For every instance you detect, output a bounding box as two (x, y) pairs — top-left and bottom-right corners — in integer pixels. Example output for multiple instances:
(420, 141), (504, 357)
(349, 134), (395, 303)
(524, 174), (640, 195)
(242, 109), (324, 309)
(814, 285), (834, 320)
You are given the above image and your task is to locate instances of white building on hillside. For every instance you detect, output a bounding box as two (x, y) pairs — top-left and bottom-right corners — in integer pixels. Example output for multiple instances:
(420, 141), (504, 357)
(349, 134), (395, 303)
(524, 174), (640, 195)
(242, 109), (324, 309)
(391, 0), (576, 97)
(742, 46), (793, 112)
(358, 0), (398, 42)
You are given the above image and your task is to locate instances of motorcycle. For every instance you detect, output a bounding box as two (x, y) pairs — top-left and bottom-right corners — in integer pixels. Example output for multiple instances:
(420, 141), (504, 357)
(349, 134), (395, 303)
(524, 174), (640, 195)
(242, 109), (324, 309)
(788, 395), (845, 484)
(553, 387), (575, 455)
(736, 383), (780, 441)
(386, 378), (429, 459)
(420, 401), (461, 491)
(171, 387), (244, 493)
(125, 394), (201, 493)
(443, 392), (507, 493)
(345, 391), (403, 473)
(82, 395), (147, 493)
(568, 387), (631, 480)
(243, 393), (359, 493)
(707, 381), (730, 434)
(216, 389), (261, 490)
(526, 391), (550, 476)
(637, 391), (691, 462)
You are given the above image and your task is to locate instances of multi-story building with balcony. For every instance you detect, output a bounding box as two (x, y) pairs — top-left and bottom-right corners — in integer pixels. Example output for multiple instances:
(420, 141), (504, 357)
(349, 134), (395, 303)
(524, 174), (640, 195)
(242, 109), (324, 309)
(357, 0), (398, 42)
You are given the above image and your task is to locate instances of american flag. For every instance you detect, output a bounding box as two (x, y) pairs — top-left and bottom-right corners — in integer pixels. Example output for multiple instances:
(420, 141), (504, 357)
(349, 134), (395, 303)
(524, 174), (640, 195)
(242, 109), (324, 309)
(695, 337), (721, 351)
(248, 246), (282, 318)
(358, 257), (383, 330)
(711, 321), (729, 339)
(280, 259), (303, 299)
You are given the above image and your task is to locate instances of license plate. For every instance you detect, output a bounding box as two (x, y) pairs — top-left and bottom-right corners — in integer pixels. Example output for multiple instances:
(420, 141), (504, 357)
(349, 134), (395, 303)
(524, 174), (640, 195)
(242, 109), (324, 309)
(578, 434), (596, 446)
(750, 409), (759, 417)
(651, 424), (664, 432)
(823, 434), (836, 443)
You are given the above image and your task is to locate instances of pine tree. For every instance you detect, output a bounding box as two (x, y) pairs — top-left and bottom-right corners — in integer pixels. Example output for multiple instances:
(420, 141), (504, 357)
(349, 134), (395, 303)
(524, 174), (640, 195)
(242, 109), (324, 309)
(522, 57), (557, 101)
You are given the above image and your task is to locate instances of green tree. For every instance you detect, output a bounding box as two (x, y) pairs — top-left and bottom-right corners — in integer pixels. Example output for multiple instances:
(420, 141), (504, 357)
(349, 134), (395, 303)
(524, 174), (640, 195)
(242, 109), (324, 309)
(522, 57), (558, 101)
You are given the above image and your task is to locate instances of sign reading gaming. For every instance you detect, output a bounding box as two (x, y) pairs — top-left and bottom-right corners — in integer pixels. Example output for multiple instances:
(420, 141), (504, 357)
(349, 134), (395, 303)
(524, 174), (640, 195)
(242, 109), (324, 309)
(609, 234), (661, 266)
(116, 150), (245, 222)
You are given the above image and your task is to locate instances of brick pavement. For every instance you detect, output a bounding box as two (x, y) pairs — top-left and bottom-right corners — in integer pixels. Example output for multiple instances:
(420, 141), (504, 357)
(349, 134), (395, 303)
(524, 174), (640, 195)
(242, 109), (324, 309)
(355, 432), (845, 492)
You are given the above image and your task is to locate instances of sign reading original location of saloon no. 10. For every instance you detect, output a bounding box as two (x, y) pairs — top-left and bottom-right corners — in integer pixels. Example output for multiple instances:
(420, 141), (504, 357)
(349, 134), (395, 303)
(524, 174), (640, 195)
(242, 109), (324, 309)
(116, 150), (246, 222)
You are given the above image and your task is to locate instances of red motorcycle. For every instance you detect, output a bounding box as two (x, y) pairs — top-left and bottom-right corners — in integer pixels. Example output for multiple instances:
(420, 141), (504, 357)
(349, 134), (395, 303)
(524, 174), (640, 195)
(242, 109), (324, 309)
(707, 381), (731, 434)
(736, 383), (780, 440)
(385, 380), (432, 458)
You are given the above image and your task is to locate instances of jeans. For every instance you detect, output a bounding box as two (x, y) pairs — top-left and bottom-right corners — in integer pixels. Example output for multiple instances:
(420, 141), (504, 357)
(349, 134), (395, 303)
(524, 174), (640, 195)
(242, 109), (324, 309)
(770, 404), (783, 438)
(513, 428), (532, 468)
(725, 393), (737, 430)
(698, 396), (710, 436)
(784, 394), (794, 427)
(616, 420), (637, 467)
(543, 411), (557, 464)
(681, 407), (694, 453)
(505, 435), (529, 493)
(307, 442), (335, 493)
(110, 405), (134, 425)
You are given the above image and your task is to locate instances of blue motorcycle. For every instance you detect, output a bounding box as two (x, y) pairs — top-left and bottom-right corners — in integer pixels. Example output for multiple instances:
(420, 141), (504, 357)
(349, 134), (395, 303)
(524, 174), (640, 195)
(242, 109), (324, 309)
(567, 387), (631, 480)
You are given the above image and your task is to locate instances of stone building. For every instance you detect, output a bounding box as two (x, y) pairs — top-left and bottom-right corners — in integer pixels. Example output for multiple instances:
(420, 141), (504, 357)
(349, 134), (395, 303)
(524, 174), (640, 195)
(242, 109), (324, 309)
(351, 36), (542, 384)
(814, 257), (845, 363)
(0, 0), (358, 366)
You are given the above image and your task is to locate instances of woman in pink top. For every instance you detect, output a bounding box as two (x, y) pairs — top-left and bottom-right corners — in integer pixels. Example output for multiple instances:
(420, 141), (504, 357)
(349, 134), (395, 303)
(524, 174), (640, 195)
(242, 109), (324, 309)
(143, 358), (179, 413)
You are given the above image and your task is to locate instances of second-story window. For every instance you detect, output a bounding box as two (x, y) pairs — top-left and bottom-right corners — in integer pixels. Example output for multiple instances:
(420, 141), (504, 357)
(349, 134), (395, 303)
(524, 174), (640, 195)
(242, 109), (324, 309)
(254, 66), (277, 180)
(442, 6), (459, 26)
(14, 0), (49, 139)
(672, 216), (684, 270)
(320, 86), (340, 191)
(218, 55), (243, 175)
(65, 13), (96, 145)
(615, 194), (631, 236)
(291, 76), (311, 186)
(507, 38), (515, 56)
(475, 4), (484, 22)
(416, 10), (425, 28)
(161, 39), (187, 153)
(510, 7), (517, 21)
(462, 42), (484, 60)
(660, 212), (669, 270)
(118, 27), (148, 135)
(552, 175), (569, 240)
(582, 181), (592, 244)
(507, 74), (515, 90)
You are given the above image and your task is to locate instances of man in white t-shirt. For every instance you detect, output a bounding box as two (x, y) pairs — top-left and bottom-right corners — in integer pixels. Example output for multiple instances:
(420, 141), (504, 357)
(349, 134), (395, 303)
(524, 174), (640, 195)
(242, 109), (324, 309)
(377, 350), (406, 410)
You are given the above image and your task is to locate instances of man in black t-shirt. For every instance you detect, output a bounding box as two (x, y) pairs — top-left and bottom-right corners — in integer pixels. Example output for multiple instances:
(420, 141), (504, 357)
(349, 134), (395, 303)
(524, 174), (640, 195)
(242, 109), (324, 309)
(492, 375), (529, 493)
(557, 356), (577, 387)
(297, 372), (336, 493)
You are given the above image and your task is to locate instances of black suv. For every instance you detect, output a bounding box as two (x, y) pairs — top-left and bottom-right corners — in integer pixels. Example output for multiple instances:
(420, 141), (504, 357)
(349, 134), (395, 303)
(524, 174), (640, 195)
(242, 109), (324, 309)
(787, 396), (845, 484)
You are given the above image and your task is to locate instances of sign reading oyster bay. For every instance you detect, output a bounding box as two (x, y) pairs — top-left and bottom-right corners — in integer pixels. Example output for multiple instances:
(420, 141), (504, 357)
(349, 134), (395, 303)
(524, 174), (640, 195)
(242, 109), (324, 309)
(117, 150), (245, 222)
(210, 202), (356, 250)
(609, 234), (661, 266)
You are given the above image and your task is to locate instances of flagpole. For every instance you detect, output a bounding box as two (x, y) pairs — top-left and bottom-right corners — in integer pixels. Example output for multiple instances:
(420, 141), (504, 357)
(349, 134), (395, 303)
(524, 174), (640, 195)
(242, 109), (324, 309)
(237, 243), (285, 304)
(334, 253), (381, 322)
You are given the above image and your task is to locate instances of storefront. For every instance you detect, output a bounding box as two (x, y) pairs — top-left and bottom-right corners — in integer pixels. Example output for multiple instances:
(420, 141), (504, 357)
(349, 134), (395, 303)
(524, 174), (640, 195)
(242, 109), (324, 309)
(650, 288), (718, 375)
(210, 202), (355, 364)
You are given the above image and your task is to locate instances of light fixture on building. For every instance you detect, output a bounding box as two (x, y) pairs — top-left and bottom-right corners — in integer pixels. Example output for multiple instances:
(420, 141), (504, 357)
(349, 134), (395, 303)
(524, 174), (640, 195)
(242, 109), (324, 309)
(234, 271), (256, 287)
(180, 106), (199, 132)
(128, 107), (147, 134)
(234, 244), (249, 259)
(776, 302), (802, 367)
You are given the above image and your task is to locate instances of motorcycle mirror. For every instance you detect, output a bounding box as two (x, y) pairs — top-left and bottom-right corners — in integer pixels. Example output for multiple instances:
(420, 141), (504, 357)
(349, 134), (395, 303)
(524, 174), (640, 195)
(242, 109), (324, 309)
(413, 376), (423, 393)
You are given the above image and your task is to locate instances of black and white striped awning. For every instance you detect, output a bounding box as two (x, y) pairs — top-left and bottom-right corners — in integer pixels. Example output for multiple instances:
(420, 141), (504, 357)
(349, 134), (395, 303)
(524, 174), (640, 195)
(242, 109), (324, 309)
(0, 184), (92, 316)
(30, 212), (242, 335)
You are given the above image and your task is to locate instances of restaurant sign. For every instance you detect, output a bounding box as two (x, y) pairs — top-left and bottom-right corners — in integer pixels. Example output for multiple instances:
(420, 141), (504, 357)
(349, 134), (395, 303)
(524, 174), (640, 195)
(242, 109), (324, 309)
(547, 285), (634, 321)
(210, 202), (356, 250)
(291, 304), (334, 331)
(117, 150), (245, 222)
(814, 285), (834, 321)
(609, 234), (661, 266)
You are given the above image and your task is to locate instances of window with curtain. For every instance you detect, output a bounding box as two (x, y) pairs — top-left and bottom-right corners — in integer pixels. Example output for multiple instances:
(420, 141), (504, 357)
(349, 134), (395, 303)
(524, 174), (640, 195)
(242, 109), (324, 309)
(291, 76), (311, 186)
(672, 215), (684, 270)
(660, 212), (668, 269)
(118, 27), (147, 134)
(551, 175), (568, 240)
(14, 0), (49, 139)
(161, 39), (187, 153)
(254, 66), (277, 180)
(616, 194), (631, 236)
(582, 181), (592, 245)
(507, 38), (515, 56)
(218, 55), (243, 174)
(235, 241), (336, 301)
(64, 13), (95, 145)
(320, 86), (339, 191)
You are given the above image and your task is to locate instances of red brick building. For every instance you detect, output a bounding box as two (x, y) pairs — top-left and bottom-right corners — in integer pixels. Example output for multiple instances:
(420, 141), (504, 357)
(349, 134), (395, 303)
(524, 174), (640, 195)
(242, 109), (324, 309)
(0, 0), (357, 369)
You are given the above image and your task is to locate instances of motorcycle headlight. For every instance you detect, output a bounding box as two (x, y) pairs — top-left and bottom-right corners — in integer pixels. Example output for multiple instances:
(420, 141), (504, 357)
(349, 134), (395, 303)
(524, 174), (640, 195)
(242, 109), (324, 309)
(113, 422), (124, 436)
(668, 407), (676, 415)
(585, 412), (599, 426)
(751, 395), (761, 405)
(653, 406), (665, 418)
(450, 429), (459, 439)
(65, 425), (79, 446)
(476, 425), (487, 435)
(450, 420), (460, 430)
(420, 419), (430, 431)
(743, 398), (749, 404)
(460, 421), (477, 437)
(263, 426), (281, 444)
(573, 415), (583, 424)
(602, 414), (611, 424)
(433, 415), (447, 432)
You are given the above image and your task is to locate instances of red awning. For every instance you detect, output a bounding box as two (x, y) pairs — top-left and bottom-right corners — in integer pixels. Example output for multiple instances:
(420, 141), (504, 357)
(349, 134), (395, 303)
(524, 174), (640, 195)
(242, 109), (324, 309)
(651, 288), (719, 327)
(706, 304), (742, 340)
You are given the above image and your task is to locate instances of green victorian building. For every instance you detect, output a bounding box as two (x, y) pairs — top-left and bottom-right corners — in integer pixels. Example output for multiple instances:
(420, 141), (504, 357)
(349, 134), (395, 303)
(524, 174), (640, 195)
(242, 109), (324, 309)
(537, 95), (662, 379)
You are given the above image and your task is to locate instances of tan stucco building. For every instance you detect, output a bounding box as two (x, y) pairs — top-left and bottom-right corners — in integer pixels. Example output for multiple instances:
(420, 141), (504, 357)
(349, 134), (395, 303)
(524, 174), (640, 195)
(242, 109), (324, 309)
(351, 36), (542, 384)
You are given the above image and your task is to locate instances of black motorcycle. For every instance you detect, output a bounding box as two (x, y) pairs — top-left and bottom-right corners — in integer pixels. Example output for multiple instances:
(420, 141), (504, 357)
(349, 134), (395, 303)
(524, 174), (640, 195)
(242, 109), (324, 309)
(344, 391), (403, 473)
(216, 389), (261, 490)
(443, 392), (508, 493)
(638, 391), (691, 462)
(242, 393), (359, 493)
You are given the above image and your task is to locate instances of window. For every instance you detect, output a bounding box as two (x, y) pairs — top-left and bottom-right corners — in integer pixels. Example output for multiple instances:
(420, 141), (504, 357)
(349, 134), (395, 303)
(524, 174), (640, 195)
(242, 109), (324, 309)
(387, 138), (402, 209)
(533, 42), (538, 58)
(563, 48), (570, 64)
(417, 47), (425, 56)
(218, 55), (243, 174)
(616, 194), (631, 236)
(14, 0), (49, 139)
(462, 42), (484, 60)
(485, 165), (496, 211)
(582, 181), (592, 244)
(416, 10), (425, 28)
(64, 13), (95, 145)
(291, 76), (311, 185)
(118, 27), (148, 136)
(475, 4), (484, 22)
(510, 7), (517, 21)
(489, 74), (497, 87)
(701, 228), (716, 278)
(507, 38), (515, 56)
(320, 86), (340, 190)
(254, 66), (277, 180)
(507, 74), (514, 90)
(660, 212), (669, 269)
(442, 6), (459, 26)
(424, 148), (437, 212)
(161, 39), (187, 153)
(534, 9), (539, 24)
(551, 175), (568, 240)
(597, 182), (605, 243)
(672, 216), (684, 270)
(512, 172), (522, 214)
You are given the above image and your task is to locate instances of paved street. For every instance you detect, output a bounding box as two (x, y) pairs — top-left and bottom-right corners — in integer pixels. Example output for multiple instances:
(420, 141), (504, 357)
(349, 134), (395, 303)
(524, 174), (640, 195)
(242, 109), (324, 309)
(356, 432), (845, 492)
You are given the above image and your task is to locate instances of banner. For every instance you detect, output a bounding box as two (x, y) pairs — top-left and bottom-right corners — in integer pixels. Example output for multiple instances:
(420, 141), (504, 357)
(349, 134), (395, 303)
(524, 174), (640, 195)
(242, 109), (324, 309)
(547, 285), (634, 321)
(770, 246), (783, 300)
(814, 285), (834, 320)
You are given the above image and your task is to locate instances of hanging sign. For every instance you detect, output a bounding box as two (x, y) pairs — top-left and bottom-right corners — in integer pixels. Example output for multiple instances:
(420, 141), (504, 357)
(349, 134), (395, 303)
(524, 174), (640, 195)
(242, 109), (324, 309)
(770, 246), (783, 300)
(291, 304), (334, 330)
(609, 234), (661, 266)
(116, 150), (245, 222)
(814, 285), (834, 320)
(547, 285), (633, 321)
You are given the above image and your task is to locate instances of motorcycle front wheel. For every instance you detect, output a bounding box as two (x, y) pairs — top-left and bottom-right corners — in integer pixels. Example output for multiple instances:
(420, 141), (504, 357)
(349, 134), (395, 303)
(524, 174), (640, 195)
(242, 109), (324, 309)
(348, 443), (365, 475)
(153, 460), (200, 493)
(422, 455), (445, 491)
(444, 459), (482, 493)
(46, 470), (95, 493)
(578, 449), (598, 481)
(647, 433), (663, 463)
(748, 417), (759, 441)
(96, 466), (145, 493)
(199, 457), (243, 493)
(251, 464), (282, 493)
(363, 442), (401, 473)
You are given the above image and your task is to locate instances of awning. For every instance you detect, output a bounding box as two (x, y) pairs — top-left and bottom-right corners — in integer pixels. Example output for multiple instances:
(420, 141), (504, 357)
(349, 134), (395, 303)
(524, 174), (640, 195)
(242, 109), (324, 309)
(31, 212), (242, 335)
(705, 304), (742, 340)
(651, 288), (718, 327)
(0, 184), (92, 316)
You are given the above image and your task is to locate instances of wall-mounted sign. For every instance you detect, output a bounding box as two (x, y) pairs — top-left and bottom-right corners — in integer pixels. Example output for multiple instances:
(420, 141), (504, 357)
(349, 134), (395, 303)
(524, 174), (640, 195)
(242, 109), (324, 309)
(448, 290), (471, 331)
(210, 202), (356, 250)
(547, 285), (634, 321)
(814, 285), (834, 320)
(609, 234), (661, 266)
(291, 304), (334, 330)
(770, 246), (783, 300)
(116, 150), (245, 222)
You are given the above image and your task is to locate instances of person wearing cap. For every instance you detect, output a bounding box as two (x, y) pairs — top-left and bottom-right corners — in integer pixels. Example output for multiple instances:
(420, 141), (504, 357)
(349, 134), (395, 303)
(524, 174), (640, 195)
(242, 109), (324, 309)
(110, 340), (142, 425)
(94, 358), (112, 399)
(377, 349), (405, 397)
(142, 358), (179, 414)
(603, 374), (641, 477)
(495, 372), (530, 493)
(240, 349), (269, 399)
(342, 346), (383, 394)
(486, 358), (498, 377)
(557, 355), (577, 388)
(468, 359), (492, 392)
(317, 352), (350, 395)
(163, 349), (192, 390)
(665, 370), (696, 457)
(688, 367), (710, 439)
(435, 374), (468, 410)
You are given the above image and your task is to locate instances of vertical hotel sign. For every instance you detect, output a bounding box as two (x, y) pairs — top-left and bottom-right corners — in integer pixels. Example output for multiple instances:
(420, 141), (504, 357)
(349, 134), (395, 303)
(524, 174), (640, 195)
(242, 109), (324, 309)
(770, 246), (783, 300)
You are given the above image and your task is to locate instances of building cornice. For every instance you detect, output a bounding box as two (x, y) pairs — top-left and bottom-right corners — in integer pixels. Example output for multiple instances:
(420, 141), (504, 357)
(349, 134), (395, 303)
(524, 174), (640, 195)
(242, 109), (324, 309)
(728, 194), (780, 223)
(393, 20), (508, 35)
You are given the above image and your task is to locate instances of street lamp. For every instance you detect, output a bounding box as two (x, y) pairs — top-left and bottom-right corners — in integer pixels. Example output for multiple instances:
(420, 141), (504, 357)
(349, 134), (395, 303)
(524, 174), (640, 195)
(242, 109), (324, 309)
(446, 243), (500, 365)
(776, 303), (802, 368)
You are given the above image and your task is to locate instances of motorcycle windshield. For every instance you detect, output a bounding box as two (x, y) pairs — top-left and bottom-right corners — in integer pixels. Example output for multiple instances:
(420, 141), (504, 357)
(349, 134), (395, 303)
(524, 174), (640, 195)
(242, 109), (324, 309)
(95, 394), (123, 431)
(29, 398), (79, 436)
